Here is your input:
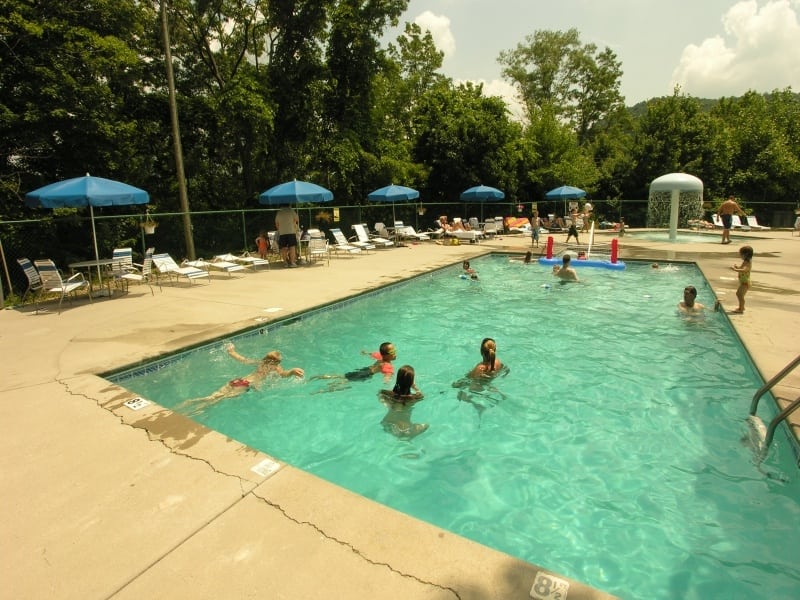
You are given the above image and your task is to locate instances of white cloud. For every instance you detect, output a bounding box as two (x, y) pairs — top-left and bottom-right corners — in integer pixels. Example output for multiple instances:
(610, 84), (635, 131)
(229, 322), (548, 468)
(671, 0), (800, 97)
(476, 79), (527, 123)
(414, 11), (456, 58)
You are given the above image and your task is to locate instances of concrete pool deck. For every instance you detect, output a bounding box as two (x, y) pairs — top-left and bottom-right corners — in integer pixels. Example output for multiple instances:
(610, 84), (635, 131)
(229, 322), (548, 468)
(2, 228), (798, 599)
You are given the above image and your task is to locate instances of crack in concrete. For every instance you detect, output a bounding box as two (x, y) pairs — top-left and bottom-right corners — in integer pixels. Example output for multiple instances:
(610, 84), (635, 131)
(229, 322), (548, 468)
(58, 377), (253, 498)
(249, 490), (462, 599)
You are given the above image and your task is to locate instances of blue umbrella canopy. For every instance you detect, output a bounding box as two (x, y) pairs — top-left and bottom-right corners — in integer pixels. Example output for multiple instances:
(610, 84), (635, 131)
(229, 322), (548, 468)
(25, 174), (149, 208)
(259, 180), (333, 205)
(544, 185), (586, 200)
(460, 185), (505, 201)
(25, 175), (150, 286)
(367, 184), (420, 202)
(368, 184), (419, 224)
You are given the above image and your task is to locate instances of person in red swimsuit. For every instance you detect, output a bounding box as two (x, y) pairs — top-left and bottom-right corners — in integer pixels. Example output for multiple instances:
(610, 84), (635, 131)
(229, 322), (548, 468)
(179, 343), (304, 414)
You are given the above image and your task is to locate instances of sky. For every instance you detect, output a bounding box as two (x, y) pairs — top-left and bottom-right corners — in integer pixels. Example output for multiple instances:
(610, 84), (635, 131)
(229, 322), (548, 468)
(388, 0), (800, 113)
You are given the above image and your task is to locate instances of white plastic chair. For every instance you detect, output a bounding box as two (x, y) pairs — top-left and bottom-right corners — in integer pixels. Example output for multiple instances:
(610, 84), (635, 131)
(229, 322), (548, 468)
(33, 259), (91, 313)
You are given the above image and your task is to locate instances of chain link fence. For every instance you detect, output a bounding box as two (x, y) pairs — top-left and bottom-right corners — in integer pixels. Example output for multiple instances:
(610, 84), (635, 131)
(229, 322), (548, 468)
(3, 197), (790, 305)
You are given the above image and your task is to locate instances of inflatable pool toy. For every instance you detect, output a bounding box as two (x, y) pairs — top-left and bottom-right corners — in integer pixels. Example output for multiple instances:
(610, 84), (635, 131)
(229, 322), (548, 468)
(538, 257), (626, 270)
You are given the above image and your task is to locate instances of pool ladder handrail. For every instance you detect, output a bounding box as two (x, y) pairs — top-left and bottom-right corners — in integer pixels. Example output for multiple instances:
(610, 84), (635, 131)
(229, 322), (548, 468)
(749, 354), (800, 451)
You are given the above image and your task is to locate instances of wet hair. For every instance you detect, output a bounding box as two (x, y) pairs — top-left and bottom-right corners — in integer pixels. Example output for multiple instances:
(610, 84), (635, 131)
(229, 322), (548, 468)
(480, 338), (497, 372)
(263, 351), (282, 363)
(562, 255), (572, 265)
(739, 245), (753, 261)
(462, 260), (470, 269)
(524, 251), (532, 264)
(684, 286), (697, 297)
(392, 365), (415, 396)
(379, 342), (395, 358)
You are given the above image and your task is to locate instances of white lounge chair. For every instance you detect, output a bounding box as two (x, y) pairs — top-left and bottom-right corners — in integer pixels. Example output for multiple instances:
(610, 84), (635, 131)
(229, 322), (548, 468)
(17, 257), (44, 308)
(33, 258), (91, 313)
(183, 257), (246, 277)
(745, 215), (770, 230)
(215, 252), (269, 271)
(307, 235), (330, 265)
(505, 216), (532, 234)
(331, 227), (373, 252)
(444, 227), (480, 244)
(731, 215), (748, 230)
(118, 247), (157, 294)
(109, 247), (136, 291)
(793, 216), (800, 236)
(328, 228), (362, 256)
(393, 221), (430, 241)
(353, 223), (393, 247)
(152, 253), (211, 285)
(483, 219), (498, 237)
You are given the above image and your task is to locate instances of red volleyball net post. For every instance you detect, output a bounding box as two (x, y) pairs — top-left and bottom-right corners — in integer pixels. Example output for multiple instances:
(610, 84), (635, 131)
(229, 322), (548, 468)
(546, 236), (554, 259)
(611, 238), (619, 263)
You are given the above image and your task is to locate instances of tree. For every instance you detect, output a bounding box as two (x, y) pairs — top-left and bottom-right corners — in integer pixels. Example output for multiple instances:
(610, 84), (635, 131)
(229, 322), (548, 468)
(499, 28), (624, 144)
(711, 89), (800, 203)
(0, 0), (158, 211)
(412, 83), (522, 200)
(626, 88), (714, 198)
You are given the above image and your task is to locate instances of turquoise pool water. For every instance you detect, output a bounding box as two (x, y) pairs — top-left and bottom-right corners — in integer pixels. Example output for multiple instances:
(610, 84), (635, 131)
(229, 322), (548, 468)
(111, 255), (800, 600)
(628, 230), (758, 243)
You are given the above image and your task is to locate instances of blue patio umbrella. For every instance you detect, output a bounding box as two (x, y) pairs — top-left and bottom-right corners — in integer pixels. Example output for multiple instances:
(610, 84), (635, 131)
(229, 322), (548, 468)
(545, 185), (587, 217)
(460, 185), (505, 201)
(368, 184), (419, 224)
(26, 174), (150, 287)
(259, 180), (334, 205)
(544, 185), (586, 200)
(460, 185), (505, 221)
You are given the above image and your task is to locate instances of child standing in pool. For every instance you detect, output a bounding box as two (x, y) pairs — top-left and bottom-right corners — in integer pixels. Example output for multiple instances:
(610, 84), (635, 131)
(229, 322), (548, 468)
(730, 245), (753, 314)
(379, 365), (428, 438)
(468, 338), (504, 379)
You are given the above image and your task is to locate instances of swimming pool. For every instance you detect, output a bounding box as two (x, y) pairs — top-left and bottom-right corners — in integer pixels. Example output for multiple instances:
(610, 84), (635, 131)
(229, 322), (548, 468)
(110, 255), (800, 600)
(627, 230), (759, 243)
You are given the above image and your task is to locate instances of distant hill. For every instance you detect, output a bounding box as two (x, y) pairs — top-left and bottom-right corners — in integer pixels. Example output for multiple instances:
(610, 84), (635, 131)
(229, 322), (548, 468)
(627, 97), (718, 118)
(627, 91), (799, 117)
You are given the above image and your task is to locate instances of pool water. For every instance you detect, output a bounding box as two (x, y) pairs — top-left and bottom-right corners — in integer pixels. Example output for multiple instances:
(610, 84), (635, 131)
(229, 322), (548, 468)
(627, 230), (757, 243)
(111, 255), (800, 600)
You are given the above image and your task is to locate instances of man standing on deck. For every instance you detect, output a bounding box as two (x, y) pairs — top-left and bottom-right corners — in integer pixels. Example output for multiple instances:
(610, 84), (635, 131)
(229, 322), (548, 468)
(275, 205), (300, 267)
(716, 195), (744, 245)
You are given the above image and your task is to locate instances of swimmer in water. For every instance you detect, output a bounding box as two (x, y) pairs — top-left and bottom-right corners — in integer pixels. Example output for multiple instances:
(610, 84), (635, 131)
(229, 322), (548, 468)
(178, 343), (304, 414)
(677, 285), (705, 314)
(552, 254), (579, 281)
(379, 365), (428, 438)
(311, 342), (397, 391)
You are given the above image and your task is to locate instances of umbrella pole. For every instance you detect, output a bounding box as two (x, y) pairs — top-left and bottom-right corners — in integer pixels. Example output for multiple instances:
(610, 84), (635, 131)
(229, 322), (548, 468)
(90, 205), (104, 292)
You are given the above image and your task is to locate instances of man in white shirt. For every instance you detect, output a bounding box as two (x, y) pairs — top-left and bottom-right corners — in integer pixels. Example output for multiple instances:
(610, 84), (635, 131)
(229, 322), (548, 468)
(275, 206), (299, 267)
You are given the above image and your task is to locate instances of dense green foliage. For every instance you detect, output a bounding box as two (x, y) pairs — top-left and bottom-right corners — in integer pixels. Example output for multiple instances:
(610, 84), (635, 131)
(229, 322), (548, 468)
(2, 0), (798, 225)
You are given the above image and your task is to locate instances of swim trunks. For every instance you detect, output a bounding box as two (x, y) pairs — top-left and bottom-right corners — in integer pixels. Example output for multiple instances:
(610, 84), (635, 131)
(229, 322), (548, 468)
(229, 378), (250, 388)
(278, 233), (298, 249)
(344, 367), (373, 381)
(721, 214), (733, 229)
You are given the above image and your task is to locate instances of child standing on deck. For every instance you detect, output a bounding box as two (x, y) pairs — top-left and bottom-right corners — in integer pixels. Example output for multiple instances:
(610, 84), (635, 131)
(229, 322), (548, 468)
(730, 245), (753, 314)
(255, 231), (269, 259)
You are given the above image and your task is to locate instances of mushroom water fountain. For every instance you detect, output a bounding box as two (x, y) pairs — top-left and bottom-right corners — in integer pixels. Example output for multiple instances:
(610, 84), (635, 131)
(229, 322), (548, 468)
(648, 173), (704, 242)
